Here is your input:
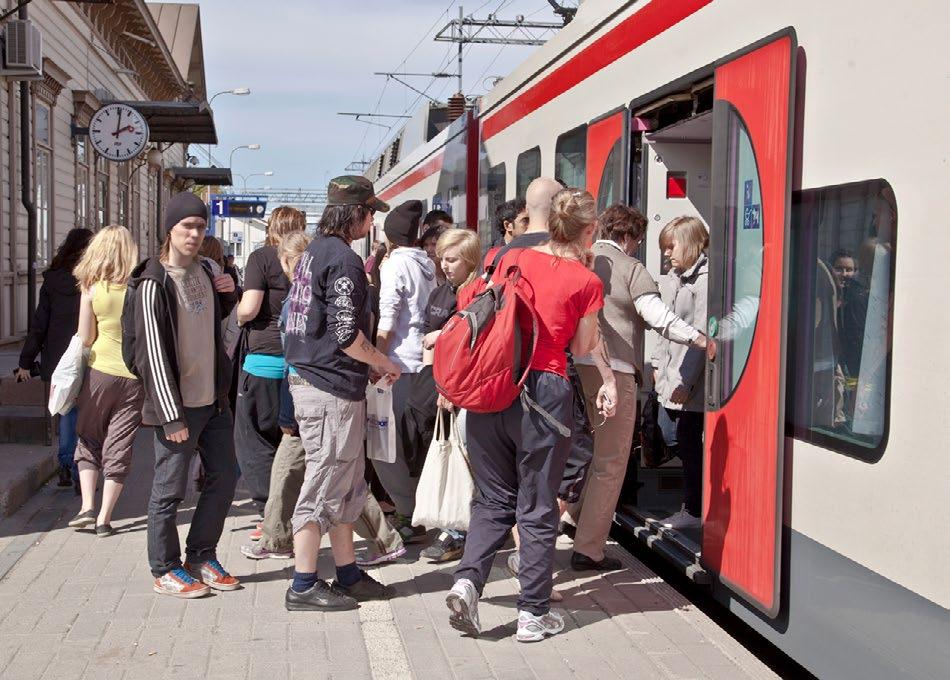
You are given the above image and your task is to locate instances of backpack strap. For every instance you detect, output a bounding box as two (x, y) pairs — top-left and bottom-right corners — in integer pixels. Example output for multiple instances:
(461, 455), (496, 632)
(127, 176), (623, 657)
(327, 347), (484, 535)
(520, 390), (571, 437)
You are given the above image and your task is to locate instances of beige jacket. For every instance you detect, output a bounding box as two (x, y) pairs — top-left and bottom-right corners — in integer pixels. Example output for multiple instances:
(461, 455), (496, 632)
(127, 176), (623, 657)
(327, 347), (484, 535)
(652, 253), (708, 412)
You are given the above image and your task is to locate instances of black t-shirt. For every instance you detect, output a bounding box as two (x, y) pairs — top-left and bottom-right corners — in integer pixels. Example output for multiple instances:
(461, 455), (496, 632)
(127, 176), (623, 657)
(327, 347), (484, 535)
(283, 234), (372, 401)
(424, 282), (459, 333)
(243, 245), (289, 355)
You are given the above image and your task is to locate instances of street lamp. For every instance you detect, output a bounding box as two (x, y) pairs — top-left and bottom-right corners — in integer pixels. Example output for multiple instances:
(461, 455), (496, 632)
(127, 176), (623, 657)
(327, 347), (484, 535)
(207, 88), (251, 164)
(239, 170), (275, 193)
(229, 143), (262, 173)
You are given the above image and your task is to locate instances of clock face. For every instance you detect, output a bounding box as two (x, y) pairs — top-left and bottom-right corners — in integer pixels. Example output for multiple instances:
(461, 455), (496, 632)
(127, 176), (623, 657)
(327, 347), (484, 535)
(88, 104), (150, 162)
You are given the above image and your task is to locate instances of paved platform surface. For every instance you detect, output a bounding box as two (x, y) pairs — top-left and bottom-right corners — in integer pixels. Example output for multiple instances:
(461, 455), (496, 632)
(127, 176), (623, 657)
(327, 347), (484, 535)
(0, 431), (779, 680)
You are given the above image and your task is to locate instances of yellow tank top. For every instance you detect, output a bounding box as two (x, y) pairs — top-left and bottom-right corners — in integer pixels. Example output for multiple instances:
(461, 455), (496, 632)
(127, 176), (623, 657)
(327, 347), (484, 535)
(89, 282), (136, 379)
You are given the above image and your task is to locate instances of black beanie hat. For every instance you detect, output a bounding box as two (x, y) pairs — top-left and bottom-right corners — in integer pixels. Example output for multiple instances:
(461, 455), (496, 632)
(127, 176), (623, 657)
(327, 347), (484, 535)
(163, 192), (209, 235)
(384, 200), (423, 247)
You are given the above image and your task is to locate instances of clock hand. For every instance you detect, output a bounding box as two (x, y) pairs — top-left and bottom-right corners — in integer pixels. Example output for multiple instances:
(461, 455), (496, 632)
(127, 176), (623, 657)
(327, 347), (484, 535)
(115, 109), (123, 137)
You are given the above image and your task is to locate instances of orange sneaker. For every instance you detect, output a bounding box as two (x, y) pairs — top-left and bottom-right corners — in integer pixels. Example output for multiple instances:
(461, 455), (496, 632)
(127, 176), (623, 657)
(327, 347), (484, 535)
(185, 559), (240, 591)
(153, 568), (211, 599)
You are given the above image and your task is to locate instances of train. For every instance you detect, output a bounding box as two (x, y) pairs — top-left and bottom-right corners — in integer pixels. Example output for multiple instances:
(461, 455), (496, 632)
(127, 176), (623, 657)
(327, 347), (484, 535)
(362, 1), (950, 678)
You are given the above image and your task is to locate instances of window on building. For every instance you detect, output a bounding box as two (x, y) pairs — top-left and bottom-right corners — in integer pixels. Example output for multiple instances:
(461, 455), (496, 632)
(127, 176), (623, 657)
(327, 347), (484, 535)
(117, 162), (130, 227)
(96, 154), (109, 227)
(787, 179), (896, 462)
(75, 138), (89, 227)
(35, 102), (52, 265)
(515, 147), (541, 200)
(554, 125), (587, 189)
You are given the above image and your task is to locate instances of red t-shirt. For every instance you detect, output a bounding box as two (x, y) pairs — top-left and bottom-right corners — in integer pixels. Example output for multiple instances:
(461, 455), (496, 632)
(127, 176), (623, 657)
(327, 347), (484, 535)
(459, 248), (603, 378)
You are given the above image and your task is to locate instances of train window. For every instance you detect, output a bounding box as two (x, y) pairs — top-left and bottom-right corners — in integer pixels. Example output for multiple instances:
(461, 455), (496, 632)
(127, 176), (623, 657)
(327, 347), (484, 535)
(516, 147), (540, 199)
(555, 125), (587, 188)
(788, 179), (896, 461)
(482, 162), (506, 251)
(596, 138), (623, 213)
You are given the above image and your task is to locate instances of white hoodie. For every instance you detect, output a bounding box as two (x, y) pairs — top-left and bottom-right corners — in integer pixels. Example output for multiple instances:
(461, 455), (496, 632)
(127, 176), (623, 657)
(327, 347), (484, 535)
(378, 247), (437, 373)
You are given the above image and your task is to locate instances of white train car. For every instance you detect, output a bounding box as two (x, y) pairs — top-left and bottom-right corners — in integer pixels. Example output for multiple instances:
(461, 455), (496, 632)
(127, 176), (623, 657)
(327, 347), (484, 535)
(372, 1), (950, 677)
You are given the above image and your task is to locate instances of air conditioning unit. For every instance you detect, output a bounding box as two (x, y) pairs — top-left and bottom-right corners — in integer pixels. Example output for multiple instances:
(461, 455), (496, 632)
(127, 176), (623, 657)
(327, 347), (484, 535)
(0, 20), (43, 80)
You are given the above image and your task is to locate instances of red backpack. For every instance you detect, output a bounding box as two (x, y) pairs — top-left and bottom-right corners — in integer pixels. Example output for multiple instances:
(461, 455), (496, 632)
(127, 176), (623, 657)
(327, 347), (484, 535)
(432, 256), (537, 414)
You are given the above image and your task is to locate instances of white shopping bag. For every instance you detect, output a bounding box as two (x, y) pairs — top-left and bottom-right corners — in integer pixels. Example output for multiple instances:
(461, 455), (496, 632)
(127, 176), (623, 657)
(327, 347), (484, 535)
(366, 381), (397, 464)
(48, 335), (88, 416)
(412, 409), (474, 532)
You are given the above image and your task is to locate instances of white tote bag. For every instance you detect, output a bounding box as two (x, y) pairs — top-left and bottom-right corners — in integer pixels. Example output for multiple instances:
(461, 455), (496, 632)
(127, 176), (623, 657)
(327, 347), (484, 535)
(48, 335), (88, 416)
(366, 381), (397, 464)
(412, 409), (474, 532)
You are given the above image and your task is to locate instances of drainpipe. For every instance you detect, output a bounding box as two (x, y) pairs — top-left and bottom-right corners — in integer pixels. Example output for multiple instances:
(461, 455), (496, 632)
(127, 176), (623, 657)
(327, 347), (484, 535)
(19, 2), (36, 328)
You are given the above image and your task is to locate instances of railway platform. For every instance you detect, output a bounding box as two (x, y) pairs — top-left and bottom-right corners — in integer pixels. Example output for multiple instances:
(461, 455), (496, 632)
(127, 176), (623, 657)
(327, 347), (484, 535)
(0, 431), (779, 680)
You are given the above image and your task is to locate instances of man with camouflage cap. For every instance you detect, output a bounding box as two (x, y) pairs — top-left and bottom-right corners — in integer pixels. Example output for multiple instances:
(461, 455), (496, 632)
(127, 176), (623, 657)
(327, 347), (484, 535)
(282, 175), (402, 611)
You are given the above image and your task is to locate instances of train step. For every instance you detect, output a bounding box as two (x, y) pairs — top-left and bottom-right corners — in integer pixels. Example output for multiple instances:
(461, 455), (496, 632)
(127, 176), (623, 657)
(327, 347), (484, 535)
(614, 504), (711, 585)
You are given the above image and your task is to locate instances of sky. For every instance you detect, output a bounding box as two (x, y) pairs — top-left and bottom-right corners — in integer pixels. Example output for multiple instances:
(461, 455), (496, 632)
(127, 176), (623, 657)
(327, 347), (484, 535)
(197, 0), (569, 191)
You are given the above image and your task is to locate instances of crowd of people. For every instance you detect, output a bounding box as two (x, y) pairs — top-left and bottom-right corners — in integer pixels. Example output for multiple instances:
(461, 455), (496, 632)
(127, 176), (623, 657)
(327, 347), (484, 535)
(14, 172), (716, 642)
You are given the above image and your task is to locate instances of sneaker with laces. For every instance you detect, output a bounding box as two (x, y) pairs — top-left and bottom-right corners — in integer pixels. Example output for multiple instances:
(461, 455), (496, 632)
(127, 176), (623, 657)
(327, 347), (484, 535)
(356, 545), (406, 567)
(446, 578), (480, 636)
(389, 513), (428, 544)
(185, 559), (241, 591)
(659, 508), (702, 530)
(421, 532), (465, 563)
(331, 571), (395, 601)
(153, 567), (211, 599)
(285, 579), (358, 612)
(241, 543), (293, 560)
(516, 609), (565, 642)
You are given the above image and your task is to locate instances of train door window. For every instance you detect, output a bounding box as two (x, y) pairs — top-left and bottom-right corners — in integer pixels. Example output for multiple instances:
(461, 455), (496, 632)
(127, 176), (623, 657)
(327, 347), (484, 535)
(555, 124), (587, 188)
(788, 179), (896, 460)
(482, 162), (506, 251)
(596, 139), (623, 213)
(516, 147), (540, 199)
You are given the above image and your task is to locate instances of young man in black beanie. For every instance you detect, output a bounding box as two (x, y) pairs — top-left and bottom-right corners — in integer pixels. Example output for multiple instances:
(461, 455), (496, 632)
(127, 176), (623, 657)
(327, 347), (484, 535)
(127, 191), (241, 598)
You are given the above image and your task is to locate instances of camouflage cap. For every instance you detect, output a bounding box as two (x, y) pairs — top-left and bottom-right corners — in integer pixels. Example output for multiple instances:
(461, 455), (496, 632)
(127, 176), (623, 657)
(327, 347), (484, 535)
(326, 175), (390, 213)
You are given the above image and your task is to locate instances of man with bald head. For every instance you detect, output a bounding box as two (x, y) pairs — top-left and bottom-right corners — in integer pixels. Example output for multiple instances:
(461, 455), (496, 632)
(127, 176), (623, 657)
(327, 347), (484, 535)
(482, 176), (564, 270)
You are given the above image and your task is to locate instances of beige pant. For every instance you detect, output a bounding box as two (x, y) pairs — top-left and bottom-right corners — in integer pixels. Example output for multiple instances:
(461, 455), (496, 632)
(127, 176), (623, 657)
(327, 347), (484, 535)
(571, 365), (638, 562)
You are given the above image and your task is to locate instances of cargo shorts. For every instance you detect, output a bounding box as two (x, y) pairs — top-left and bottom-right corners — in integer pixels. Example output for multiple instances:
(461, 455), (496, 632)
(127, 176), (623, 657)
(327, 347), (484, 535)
(289, 377), (368, 535)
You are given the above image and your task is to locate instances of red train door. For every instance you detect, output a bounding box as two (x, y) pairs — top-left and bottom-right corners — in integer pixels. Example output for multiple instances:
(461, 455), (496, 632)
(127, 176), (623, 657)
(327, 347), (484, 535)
(586, 107), (627, 208)
(703, 30), (797, 618)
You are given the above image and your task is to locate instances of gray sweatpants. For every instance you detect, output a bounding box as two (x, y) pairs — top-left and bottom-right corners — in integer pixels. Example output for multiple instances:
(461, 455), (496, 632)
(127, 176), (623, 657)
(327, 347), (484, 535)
(454, 371), (573, 616)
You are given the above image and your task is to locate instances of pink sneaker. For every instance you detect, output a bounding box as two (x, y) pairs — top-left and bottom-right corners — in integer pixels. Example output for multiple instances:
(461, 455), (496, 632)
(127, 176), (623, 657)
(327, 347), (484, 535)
(248, 523), (263, 541)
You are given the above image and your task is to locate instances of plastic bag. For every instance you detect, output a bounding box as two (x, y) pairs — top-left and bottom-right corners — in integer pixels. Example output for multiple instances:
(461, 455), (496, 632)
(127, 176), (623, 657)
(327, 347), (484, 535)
(366, 381), (396, 464)
(48, 335), (88, 416)
(412, 409), (474, 531)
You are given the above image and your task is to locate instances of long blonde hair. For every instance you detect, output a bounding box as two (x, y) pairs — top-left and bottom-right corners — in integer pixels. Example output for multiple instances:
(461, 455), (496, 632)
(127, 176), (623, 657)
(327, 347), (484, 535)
(435, 228), (480, 289)
(665, 216), (709, 270)
(277, 231), (312, 279)
(73, 225), (138, 290)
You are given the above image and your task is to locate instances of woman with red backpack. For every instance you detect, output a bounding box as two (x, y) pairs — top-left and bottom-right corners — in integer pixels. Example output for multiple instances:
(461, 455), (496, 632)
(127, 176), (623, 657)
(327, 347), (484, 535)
(444, 188), (610, 643)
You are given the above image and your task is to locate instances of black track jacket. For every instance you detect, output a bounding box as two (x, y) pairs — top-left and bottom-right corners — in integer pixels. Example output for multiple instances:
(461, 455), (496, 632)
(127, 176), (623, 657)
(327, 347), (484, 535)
(127, 257), (238, 434)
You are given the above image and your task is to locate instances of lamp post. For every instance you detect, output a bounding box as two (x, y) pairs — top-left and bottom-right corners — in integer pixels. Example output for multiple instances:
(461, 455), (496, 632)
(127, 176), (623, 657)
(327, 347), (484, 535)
(207, 88), (250, 164)
(239, 170), (274, 194)
(229, 143), (261, 172)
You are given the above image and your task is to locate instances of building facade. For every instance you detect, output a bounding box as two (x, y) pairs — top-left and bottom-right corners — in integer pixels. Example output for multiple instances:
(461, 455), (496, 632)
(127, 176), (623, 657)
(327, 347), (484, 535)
(0, 0), (213, 344)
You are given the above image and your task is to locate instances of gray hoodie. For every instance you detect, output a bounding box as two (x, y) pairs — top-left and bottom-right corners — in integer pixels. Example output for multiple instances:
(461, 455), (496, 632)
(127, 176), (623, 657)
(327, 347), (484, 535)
(652, 253), (708, 412)
(378, 247), (436, 373)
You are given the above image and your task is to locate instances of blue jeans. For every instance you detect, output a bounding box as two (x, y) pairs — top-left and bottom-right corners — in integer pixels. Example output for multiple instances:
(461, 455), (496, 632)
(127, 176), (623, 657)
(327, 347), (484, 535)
(58, 407), (79, 474)
(657, 407), (704, 517)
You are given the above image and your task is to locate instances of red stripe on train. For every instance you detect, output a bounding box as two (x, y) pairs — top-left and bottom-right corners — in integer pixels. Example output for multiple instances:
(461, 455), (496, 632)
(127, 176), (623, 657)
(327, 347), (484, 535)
(481, 0), (712, 141)
(378, 153), (444, 203)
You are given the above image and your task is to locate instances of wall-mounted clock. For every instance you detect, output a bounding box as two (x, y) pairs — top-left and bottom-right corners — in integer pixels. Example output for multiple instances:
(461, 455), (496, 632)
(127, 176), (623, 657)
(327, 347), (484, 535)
(88, 103), (150, 162)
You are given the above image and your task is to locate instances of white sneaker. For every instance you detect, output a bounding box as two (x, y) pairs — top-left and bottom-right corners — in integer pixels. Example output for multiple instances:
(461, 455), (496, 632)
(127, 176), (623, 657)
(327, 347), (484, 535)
(446, 578), (481, 636)
(659, 508), (701, 530)
(516, 609), (565, 642)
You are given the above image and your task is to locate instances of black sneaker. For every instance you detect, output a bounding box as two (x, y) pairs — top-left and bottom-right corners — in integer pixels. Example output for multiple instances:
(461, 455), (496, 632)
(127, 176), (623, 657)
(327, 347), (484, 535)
(389, 513), (428, 544)
(67, 509), (96, 529)
(285, 579), (358, 612)
(420, 532), (465, 563)
(57, 467), (72, 487)
(570, 552), (623, 572)
(331, 571), (395, 602)
(95, 524), (115, 537)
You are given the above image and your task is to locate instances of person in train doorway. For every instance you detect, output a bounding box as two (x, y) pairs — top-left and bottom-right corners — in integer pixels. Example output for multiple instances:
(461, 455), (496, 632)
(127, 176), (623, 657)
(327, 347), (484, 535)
(570, 205), (711, 568)
(652, 216), (710, 531)
(282, 176), (402, 611)
(374, 200), (438, 545)
(128, 192), (241, 598)
(420, 209), (453, 285)
(446, 188), (611, 642)
(830, 249), (869, 385)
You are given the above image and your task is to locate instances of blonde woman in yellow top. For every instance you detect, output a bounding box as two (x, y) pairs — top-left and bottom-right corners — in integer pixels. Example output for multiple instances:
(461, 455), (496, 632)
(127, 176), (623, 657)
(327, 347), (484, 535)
(68, 226), (144, 536)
